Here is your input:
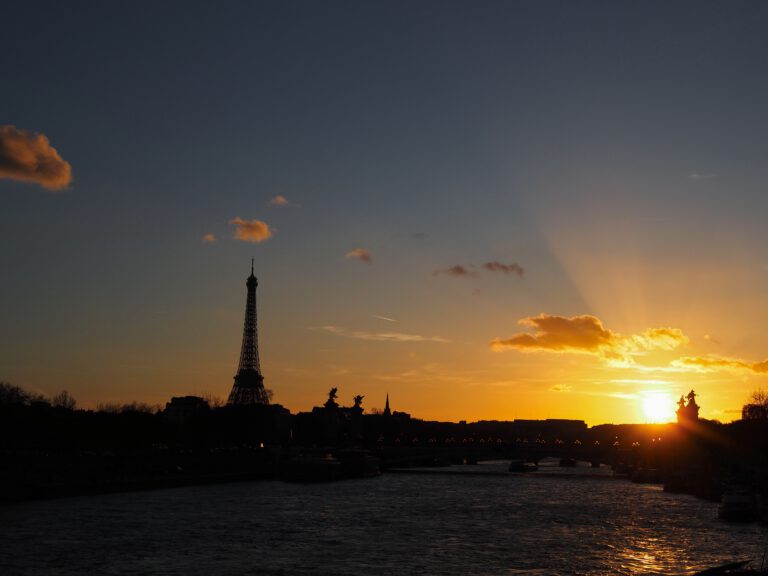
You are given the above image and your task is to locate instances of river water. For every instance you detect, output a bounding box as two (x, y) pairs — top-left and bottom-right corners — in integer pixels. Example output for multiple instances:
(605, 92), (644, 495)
(1, 460), (766, 575)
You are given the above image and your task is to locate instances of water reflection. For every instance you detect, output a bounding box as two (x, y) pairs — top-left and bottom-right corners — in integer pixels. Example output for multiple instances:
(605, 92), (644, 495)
(0, 472), (766, 575)
(616, 537), (687, 575)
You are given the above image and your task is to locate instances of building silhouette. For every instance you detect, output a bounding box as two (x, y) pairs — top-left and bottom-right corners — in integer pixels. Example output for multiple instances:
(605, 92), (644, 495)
(227, 261), (270, 405)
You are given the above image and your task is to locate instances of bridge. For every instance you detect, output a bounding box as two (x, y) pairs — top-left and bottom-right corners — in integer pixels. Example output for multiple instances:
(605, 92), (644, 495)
(378, 440), (640, 469)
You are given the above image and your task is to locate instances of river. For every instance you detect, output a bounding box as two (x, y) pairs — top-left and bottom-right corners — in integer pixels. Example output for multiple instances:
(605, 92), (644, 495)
(1, 460), (766, 575)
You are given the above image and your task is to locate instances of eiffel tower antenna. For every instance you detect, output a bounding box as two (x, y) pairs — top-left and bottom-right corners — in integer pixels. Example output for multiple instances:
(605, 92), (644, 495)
(227, 262), (270, 405)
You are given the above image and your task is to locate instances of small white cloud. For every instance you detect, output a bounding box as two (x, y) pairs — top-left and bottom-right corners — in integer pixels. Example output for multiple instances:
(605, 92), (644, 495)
(345, 248), (372, 264)
(229, 217), (273, 243)
(269, 195), (299, 207)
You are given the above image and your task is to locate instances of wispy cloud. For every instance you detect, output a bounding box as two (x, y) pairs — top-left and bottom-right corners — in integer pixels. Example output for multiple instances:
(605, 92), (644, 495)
(670, 355), (768, 374)
(268, 195), (299, 207)
(229, 217), (273, 243)
(434, 261), (525, 278)
(626, 328), (690, 352)
(610, 379), (674, 387)
(547, 384), (643, 400)
(433, 265), (474, 277)
(0, 125), (72, 191)
(482, 261), (525, 277)
(373, 363), (474, 384)
(550, 384), (572, 392)
(314, 325), (447, 343)
(490, 313), (688, 364)
(345, 248), (372, 264)
(201, 233), (216, 244)
(689, 172), (716, 180)
(373, 315), (397, 323)
(574, 389), (640, 400)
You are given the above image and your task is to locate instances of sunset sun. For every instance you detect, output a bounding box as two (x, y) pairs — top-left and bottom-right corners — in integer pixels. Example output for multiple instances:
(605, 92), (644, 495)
(642, 392), (676, 423)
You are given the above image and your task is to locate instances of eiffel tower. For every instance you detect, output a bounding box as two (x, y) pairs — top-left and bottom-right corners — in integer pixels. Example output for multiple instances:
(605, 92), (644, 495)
(227, 260), (270, 405)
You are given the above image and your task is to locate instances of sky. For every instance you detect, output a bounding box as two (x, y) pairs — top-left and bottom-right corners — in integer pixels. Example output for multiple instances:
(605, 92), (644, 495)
(2, 1), (768, 424)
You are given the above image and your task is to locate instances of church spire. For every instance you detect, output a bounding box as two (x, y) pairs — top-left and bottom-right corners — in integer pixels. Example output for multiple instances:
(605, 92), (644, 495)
(383, 393), (391, 417)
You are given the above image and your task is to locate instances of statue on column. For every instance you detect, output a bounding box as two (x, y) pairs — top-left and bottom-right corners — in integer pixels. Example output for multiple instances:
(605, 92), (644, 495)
(324, 387), (339, 409)
(676, 390), (700, 422)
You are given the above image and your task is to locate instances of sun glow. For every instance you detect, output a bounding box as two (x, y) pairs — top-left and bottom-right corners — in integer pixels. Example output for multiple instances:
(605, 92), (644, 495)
(642, 392), (676, 423)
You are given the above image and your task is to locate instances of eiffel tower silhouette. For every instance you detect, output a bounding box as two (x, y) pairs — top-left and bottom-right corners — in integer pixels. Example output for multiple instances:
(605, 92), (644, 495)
(227, 260), (270, 405)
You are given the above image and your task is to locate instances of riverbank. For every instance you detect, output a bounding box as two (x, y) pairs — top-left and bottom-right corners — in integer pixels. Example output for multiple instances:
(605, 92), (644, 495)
(0, 447), (383, 502)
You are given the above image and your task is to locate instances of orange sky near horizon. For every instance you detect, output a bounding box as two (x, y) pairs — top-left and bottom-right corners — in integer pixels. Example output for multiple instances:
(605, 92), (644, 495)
(3, 3), (768, 426)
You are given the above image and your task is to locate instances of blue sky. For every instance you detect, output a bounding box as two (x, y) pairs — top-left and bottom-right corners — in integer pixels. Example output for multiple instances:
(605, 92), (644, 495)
(2, 1), (768, 423)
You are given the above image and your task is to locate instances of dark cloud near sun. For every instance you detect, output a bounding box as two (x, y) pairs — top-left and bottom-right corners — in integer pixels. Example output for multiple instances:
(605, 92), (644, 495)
(0, 125), (72, 191)
(490, 314), (688, 362)
(492, 314), (614, 353)
(491, 314), (768, 376)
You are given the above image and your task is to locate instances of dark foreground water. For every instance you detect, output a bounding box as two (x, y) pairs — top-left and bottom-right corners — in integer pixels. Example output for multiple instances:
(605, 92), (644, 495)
(1, 461), (766, 575)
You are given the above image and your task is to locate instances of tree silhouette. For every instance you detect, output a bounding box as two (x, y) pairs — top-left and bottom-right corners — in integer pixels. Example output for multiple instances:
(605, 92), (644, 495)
(0, 381), (29, 405)
(52, 390), (76, 410)
(0, 381), (46, 405)
(742, 388), (768, 420)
